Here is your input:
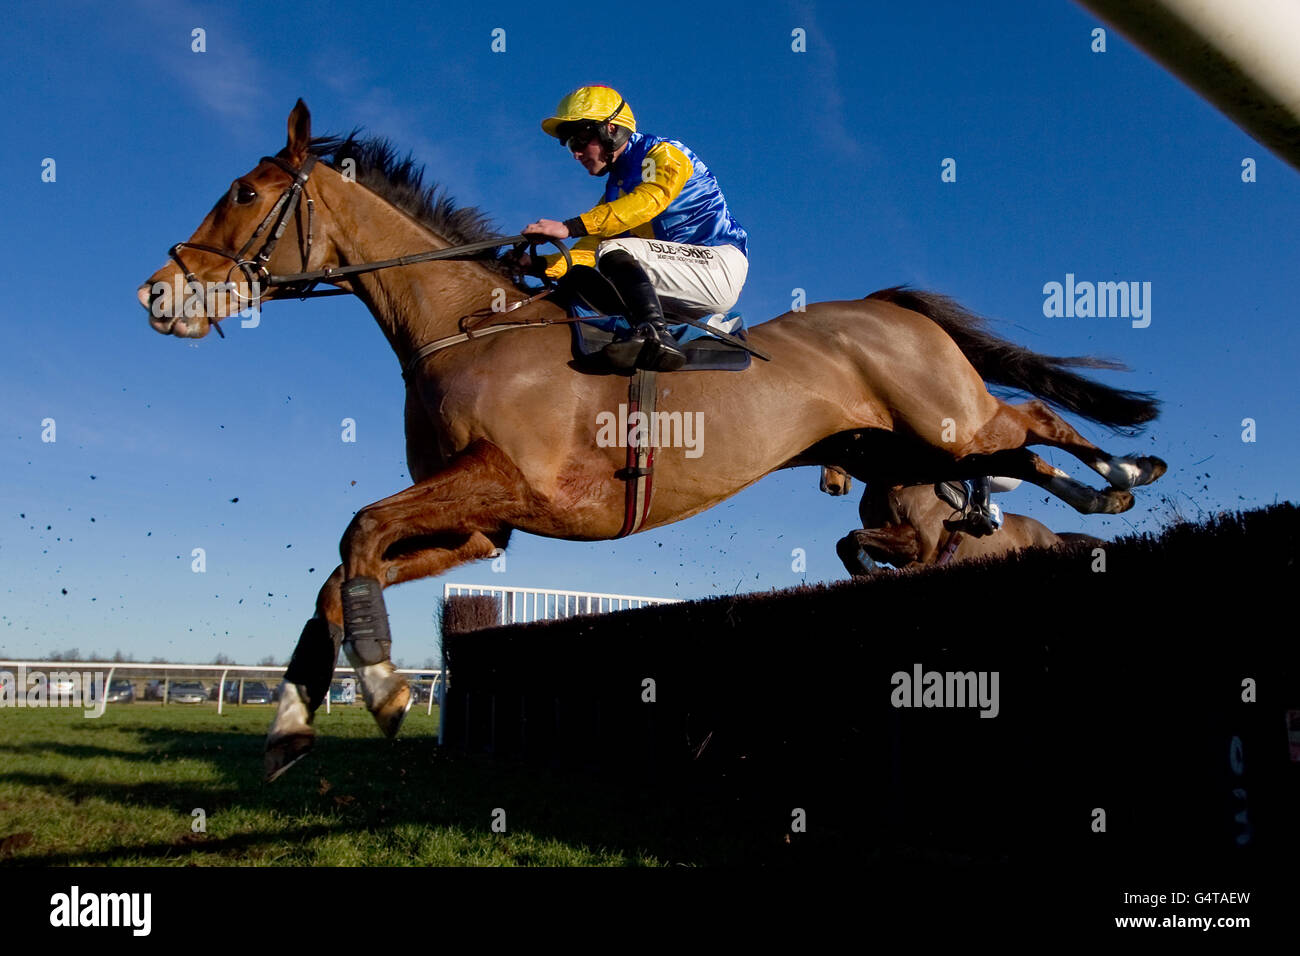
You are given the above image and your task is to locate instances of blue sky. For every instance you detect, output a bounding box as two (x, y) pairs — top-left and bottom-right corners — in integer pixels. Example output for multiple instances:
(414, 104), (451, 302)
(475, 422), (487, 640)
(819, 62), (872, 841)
(2, 0), (1297, 665)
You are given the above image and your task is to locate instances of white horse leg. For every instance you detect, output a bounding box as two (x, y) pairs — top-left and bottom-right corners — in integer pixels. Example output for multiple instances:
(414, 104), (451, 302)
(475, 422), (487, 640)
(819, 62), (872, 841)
(1080, 452), (1168, 490)
(265, 682), (315, 782)
(264, 613), (343, 782)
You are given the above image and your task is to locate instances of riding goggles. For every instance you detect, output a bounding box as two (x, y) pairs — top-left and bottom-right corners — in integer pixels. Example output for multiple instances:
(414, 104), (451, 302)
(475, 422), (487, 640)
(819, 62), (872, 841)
(561, 122), (603, 153)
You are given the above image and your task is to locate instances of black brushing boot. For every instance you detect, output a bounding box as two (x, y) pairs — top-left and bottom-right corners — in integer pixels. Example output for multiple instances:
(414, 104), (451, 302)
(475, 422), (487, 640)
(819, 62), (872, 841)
(598, 250), (686, 372)
(341, 576), (412, 738)
(283, 615), (344, 714)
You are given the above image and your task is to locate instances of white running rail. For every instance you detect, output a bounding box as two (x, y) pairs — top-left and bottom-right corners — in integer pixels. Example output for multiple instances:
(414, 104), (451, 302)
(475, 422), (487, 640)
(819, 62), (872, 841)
(442, 583), (681, 626)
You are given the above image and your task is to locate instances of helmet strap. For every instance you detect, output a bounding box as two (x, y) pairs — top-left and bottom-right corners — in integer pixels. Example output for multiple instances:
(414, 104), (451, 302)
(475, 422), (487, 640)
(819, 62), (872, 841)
(596, 123), (628, 172)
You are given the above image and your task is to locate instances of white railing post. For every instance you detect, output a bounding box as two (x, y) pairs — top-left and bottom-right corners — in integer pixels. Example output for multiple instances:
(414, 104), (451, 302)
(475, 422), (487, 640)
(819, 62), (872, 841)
(439, 583), (680, 627)
(436, 672), (446, 746)
(217, 668), (229, 715)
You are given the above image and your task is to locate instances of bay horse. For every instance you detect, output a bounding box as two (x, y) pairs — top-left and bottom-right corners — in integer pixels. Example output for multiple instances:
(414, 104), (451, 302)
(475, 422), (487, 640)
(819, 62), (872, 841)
(137, 101), (1165, 780)
(818, 466), (1104, 572)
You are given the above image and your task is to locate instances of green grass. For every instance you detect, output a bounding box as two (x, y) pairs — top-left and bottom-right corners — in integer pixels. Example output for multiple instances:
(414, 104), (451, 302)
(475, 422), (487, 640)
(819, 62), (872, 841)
(0, 704), (818, 867)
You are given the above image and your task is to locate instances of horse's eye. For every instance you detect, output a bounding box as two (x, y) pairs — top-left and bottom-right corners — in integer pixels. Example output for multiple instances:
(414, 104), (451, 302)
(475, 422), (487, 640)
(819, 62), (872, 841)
(231, 182), (257, 205)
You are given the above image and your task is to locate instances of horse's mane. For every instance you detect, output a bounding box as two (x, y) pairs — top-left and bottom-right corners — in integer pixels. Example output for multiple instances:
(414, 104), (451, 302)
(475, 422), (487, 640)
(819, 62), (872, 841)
(308, 132), (527, 289)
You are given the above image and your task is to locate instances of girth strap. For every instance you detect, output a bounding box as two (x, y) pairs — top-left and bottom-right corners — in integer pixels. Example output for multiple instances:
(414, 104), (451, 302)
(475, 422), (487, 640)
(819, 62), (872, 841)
(936, 530), (964, 566)
(615, 369), (658, 537)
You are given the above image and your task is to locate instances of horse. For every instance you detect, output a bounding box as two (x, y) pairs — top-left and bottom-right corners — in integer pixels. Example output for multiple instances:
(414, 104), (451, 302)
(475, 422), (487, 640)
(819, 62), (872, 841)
(137, 101), (1166, 780)
(818, 465), (1104, 572)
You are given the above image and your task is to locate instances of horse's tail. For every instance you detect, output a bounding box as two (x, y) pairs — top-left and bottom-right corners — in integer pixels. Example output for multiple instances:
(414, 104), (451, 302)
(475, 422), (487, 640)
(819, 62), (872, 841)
(865, 286), (1159, 435)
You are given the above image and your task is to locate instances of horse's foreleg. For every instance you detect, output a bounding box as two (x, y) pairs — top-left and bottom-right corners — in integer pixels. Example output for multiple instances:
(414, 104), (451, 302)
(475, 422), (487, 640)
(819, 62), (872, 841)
(265, 565), (345, 782)
(337, 441), (532, 738)
(341, 531), (504, 738)
(841, 524), (921, 570)
(836, 533), (878, 575)
(264, 529), (509, 781)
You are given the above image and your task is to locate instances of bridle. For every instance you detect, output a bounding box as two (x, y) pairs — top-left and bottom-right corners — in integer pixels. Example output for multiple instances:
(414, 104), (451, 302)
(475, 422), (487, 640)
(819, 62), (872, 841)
(166, 154), (321, 338)
(161, 150), (572, 345)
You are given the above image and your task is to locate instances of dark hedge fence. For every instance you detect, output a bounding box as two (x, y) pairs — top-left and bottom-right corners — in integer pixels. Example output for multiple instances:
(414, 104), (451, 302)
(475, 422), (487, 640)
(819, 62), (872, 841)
(440, 594), (500, 637)
(443, 504), (1299, 869)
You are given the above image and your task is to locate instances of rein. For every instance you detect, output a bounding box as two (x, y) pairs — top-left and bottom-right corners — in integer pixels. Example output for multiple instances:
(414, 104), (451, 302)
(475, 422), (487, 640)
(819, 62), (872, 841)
(268, 234), (570, 291)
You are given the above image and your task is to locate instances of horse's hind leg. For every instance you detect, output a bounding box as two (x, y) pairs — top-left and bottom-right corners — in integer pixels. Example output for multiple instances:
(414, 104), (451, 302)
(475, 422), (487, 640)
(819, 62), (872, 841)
(954, 446), (1136, 515)
(978, 400), (1166, 490)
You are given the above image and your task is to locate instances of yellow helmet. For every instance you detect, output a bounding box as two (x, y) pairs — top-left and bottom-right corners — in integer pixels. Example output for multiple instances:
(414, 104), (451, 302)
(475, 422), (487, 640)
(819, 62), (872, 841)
(541, 85), (636, 139)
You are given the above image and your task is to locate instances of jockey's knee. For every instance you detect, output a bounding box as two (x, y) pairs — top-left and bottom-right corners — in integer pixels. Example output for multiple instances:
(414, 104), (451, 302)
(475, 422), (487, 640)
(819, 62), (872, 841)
(595, 239), (645, 269)
(596, 247), (639, 276)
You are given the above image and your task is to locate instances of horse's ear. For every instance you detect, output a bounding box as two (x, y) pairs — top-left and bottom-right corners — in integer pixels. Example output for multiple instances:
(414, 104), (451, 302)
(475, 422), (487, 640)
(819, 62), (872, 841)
(287, 99), (312, 164)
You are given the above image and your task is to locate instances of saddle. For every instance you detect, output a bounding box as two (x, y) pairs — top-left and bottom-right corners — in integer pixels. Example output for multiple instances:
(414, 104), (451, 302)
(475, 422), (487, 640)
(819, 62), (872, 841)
(554, 265), (751, 373)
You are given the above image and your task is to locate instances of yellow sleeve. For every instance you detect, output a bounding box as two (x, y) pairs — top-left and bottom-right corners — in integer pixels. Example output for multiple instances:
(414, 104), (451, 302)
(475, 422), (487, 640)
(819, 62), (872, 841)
(539, 236), (601, 279)
(578, 141), (693, 238)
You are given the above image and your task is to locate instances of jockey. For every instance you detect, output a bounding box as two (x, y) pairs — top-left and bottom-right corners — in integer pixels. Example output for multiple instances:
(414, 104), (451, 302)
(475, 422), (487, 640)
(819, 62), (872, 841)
(518, 85), (749, 372)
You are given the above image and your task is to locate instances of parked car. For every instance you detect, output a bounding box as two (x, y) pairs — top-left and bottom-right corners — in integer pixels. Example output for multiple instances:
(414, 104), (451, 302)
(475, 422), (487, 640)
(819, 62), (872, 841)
(105, 679), (135, 703)
(168, 680), (208, 704)
(143, 680), (164, 701)
(232, 680), (273, 704)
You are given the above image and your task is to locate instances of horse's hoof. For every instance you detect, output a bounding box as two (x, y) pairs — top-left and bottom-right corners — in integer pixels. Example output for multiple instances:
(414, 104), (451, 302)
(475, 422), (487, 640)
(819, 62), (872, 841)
(1098, 489), (1135, 514)
(1143, 456), (1168, 484)
(372, 680), (413, 739)
(265, 731), (315, 783)
(1112, 454), (1168, 489)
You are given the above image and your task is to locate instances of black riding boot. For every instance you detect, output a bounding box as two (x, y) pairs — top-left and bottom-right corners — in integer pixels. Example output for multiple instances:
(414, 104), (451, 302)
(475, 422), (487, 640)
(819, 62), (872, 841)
(598, 250), (686, 372)
(964, 476), (1000, 536)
